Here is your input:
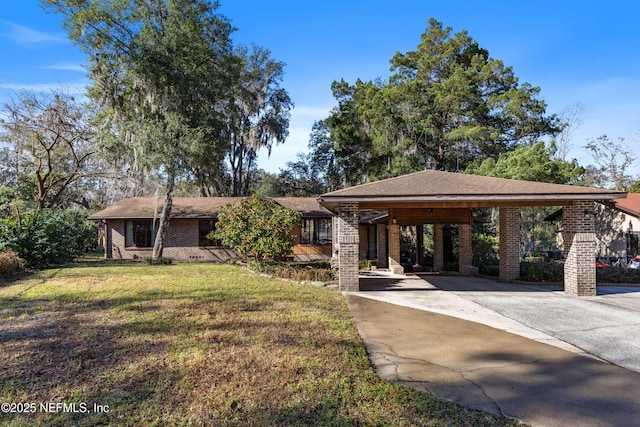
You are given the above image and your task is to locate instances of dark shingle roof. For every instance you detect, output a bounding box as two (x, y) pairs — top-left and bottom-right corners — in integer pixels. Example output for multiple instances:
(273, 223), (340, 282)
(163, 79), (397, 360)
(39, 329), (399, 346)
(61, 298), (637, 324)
(272, 198), (332, 217)
(89, 197), (331, 220)
(319, 170), (626, 208)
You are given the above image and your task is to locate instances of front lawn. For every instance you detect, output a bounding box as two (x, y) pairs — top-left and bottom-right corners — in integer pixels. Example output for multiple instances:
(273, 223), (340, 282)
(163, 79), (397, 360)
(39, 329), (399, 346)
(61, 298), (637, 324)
(0, 263), (520, 426)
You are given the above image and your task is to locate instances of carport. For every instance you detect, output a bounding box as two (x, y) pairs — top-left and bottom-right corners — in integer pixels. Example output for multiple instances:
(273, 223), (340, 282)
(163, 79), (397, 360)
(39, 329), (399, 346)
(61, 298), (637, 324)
(318, 170), (626, 296)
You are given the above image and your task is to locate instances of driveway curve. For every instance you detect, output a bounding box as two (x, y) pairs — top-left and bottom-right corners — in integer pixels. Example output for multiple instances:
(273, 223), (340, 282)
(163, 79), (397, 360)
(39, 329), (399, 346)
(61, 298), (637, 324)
(345, 272), (640, 427)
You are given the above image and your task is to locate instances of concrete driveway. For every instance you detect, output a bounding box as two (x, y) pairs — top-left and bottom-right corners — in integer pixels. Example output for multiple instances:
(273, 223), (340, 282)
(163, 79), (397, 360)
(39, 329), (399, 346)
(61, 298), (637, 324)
(345, 272), (640, 426)
(357, 272), (640, 372)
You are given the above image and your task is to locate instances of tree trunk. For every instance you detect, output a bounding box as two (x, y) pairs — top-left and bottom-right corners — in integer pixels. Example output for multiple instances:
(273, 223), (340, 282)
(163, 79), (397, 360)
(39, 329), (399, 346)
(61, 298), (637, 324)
(152, 171), (175, 259)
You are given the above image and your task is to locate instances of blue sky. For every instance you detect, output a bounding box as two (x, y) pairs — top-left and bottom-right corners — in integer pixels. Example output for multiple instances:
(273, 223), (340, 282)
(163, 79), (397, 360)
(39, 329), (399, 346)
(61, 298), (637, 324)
(2, 1), (639, 175)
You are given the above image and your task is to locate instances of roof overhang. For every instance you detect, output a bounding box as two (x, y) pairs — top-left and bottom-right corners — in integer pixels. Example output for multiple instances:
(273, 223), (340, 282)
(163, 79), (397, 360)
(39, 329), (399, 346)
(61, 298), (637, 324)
(317, 170), (627, 211)
(319, 193), (626, 211)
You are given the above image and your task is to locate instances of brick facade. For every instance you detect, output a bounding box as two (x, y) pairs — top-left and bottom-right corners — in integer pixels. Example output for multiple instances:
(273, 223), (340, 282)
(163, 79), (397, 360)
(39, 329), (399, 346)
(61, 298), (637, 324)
(105, 218), (329, 263)
(335, 203), (360, 292)
(458, 223), (476, 275)
(106, 219), (238, 261)
(563, 201), (597, 296)
(433, 224), (444, 271)
(376, 224), (388, 268)
(387, 223), (404, 274)
(499, 207), (521, 282)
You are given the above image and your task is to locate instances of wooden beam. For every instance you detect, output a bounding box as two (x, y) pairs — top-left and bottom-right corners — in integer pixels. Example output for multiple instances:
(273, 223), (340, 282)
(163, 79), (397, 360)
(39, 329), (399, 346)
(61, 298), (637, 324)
(391, 208), (472, 225)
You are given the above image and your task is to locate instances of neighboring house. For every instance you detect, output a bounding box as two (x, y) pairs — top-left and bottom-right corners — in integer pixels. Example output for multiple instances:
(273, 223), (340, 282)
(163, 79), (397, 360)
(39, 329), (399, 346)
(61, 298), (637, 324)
(89, 197), (333, 262)
(546, 193), (640, 262)
(596, 193), (640, 260)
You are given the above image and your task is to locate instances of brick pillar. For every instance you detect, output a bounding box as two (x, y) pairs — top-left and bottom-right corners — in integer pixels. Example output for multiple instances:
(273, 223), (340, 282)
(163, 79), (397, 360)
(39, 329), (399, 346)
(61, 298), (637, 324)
(416, 224), (425, 266)
(433, 224), (444, 271)
(104, 223), (112, 259)
(367, 225), (376, 260)
(388, 223), (404, 274)
(330, 215), (340, 271)
(336, 203), (360, 292)
(459, 223), (474, 275)
(563, 201), (597, 296)
(499, 207), (521, 282)
(376, 224), (388, 268)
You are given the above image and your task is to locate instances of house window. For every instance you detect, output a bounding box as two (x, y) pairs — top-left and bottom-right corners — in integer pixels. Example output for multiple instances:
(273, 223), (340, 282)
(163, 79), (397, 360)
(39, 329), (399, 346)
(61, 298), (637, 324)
(199, 220), (222, 247)
(300, 218), (332, 244)
(125, 220), (155, 247)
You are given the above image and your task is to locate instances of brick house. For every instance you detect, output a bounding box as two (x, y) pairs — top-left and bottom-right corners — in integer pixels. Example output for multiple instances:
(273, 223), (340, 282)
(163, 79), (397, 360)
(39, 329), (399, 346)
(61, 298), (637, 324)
(89, 197), (333, 262)
(546, 193), (640, 262)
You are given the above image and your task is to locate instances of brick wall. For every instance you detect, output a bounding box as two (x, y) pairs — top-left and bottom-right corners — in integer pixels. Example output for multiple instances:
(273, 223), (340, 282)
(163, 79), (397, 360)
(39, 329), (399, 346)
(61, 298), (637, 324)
(459, 223), (476, 275)
(106, 219), (239, 261)
(335, 203), (359, 292)
(563, 201), (597, 296)
(105, 218), (332, 263)
(499, 207), (521, 282)
(433, 224), (444, 271)
(376, 224), (388, 268)
(387, 223), (404, 274)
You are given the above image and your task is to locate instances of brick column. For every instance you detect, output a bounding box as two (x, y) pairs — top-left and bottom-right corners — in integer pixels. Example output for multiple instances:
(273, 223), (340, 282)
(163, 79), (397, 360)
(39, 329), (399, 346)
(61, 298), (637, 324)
(388, 223), (404, 274)
(330, 215), (340, 271)
(458, 223), (474, 275)
(376, 224), (388, 268)
(563, 201), (597, 296)
(104, 223), (112, 259)
(433, 224), (444, 271)
(499, 207), (521, 282)
(416, 224), (425, 266)
(336, 203), (360, 292)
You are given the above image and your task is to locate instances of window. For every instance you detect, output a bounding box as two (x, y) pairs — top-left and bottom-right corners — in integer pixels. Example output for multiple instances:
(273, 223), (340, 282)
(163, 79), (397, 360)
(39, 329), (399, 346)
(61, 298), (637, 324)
(300, 218), (332, 244)
(125, 220), (155, 247)
(199, 220), (222, 247)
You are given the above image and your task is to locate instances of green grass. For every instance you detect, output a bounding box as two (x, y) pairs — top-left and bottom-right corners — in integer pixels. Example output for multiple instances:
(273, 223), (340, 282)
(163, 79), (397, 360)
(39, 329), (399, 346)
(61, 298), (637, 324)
(0, 263), (521, 426)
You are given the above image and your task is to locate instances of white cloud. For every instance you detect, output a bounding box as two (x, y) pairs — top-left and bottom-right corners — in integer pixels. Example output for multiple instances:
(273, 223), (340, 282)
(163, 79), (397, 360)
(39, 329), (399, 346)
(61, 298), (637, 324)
(0, 21), (66, 45)
(43, 64), (86, 72)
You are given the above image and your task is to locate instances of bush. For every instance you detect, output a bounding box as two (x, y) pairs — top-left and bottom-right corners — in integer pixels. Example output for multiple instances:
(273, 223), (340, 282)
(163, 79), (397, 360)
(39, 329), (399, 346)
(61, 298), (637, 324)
(596, 267), (640, 284)
(214, 195), (301, 261)
(0, 250), (26, 277)
(247, 260), (335, 283)
(0, 208), (96, 268)
(145, 256), (173, 265)
(359, 259), (377, 271)
(473, 233), (499, 276)
(520, 261), (564, 282)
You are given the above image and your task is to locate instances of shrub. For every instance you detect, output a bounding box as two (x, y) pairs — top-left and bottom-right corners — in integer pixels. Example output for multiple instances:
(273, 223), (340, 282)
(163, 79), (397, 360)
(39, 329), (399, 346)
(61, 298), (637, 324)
(0, 250), (25, 276)
(145, 256), (173, 265)
(520, 261), (564, 282)
(248, 260), (335, 283)
(596, 267), (640, 284)
(0, 208), (96, 268)
(214, 195), (301, 261)
(359, 259), (377, 271)
(473, 233), (499, 275)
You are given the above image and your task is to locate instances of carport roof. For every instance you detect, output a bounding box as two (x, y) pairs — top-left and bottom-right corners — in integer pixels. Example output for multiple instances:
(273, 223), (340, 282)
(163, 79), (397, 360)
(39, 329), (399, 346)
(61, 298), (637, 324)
(319, 170), (626, 209)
